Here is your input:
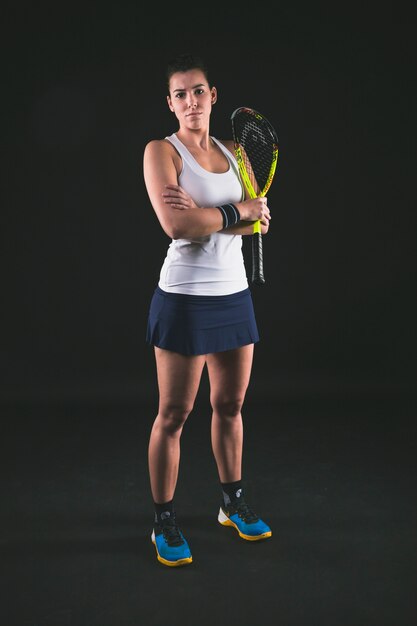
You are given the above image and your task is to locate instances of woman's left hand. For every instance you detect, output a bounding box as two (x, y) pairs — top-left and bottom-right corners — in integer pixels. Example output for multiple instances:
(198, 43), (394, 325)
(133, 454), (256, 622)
(162, 184), (198, 210)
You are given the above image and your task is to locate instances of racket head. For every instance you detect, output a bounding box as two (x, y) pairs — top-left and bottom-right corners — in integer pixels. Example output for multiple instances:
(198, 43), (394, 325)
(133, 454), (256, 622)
(231, 107), (279, 198)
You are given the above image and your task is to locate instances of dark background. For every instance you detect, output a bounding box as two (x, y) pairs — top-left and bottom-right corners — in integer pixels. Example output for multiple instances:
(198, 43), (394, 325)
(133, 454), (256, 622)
(2, 3), (416, 405)
(1, 4), (416, 626)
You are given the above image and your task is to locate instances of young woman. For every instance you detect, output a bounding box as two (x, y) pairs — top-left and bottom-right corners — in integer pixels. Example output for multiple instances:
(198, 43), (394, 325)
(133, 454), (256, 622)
(143, 52), (272, 567)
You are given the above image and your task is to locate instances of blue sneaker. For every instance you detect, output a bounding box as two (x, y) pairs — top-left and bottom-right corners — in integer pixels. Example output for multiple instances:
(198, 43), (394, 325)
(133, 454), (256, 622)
(218, 500), (272, 541)
(151, 515), (192, 567)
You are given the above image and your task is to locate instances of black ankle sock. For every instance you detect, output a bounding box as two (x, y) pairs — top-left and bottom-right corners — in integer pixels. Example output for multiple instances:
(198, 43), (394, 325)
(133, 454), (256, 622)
(154, 499), (175, 525)
(221, 480), (244, 507)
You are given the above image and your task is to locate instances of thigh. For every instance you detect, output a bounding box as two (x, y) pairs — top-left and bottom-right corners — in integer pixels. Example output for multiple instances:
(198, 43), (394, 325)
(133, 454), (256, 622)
(155, 347), (206, 409)
(206, 344), (254, 402)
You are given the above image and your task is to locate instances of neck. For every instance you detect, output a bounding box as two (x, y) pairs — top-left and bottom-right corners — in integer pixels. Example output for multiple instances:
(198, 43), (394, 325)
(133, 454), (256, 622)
(176, 128), (212, 150)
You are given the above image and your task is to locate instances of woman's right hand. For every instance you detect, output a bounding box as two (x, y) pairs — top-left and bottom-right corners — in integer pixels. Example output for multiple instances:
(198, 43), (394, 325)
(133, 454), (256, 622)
(236, 197), (271, 226)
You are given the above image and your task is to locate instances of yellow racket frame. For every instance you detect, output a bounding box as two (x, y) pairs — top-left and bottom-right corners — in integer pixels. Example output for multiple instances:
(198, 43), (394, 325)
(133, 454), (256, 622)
(234, 143), (279, 233)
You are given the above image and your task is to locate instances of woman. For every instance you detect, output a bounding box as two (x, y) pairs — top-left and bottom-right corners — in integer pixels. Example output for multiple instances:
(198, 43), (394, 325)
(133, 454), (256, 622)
(143, 52), (272, 567)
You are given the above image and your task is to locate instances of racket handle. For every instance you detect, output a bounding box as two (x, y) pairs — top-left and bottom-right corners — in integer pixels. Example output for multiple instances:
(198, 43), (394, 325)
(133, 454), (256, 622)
(251, 231), (265, 285)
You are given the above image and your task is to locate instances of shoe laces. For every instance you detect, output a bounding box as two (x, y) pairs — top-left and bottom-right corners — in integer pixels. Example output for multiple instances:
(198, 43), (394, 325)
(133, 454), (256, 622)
(160, 516), (184, 547)
(234, 501), (260, 524)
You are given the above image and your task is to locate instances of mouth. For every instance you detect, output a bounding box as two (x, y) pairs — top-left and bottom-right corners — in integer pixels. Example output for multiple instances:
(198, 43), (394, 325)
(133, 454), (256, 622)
(186, 111), (201, 117)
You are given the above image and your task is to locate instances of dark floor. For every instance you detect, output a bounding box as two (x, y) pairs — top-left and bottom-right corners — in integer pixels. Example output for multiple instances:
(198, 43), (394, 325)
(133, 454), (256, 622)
(1, 388), (416, 626)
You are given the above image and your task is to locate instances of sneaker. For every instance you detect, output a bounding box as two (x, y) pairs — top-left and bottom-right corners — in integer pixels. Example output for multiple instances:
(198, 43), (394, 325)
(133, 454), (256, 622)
(151, 514), (192, 567)
(218, 500), (272, 541)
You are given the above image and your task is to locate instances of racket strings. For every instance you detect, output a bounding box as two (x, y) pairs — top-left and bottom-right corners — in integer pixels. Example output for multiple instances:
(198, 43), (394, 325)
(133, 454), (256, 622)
(234, 114), (276, 193)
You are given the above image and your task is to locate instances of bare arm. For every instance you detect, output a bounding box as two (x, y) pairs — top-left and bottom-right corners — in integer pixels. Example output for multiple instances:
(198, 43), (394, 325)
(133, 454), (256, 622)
(143, 140), (222, 239)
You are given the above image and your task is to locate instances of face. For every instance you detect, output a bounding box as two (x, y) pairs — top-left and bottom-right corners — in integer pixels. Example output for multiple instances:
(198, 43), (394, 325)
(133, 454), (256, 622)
(167, 69), (217, 128)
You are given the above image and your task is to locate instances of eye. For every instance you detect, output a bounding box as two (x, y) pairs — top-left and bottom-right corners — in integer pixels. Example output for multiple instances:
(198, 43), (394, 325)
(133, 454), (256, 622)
(195, 88), (205, 95)
(175, 92), (186, 99)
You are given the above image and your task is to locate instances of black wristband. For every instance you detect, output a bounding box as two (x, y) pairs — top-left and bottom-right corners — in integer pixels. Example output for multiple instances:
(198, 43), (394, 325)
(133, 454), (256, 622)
(216, 203), (241, 229)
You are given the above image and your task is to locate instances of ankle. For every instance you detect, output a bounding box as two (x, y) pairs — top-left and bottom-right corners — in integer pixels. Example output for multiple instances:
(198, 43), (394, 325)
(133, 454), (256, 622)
(154, 499), (175, 525)
(221, 480), (244, 507)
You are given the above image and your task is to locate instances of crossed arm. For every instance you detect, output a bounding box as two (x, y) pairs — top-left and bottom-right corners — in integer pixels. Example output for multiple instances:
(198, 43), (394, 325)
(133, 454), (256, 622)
(143, 140), (271, 240)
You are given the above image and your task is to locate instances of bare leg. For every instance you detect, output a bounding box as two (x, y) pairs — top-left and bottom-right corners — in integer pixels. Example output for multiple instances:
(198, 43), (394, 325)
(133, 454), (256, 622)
(148, 347), (206, 503)
(206, 345), (254, 483)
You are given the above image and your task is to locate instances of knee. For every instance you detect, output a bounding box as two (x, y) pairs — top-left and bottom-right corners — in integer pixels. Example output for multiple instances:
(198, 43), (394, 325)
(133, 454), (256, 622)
(158, 402), (193, 435)
(211, 396), (243, 419)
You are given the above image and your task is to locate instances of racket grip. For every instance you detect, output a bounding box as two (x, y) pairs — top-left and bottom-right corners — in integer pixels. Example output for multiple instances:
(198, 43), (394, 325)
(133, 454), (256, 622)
(251, 231), (265, 285)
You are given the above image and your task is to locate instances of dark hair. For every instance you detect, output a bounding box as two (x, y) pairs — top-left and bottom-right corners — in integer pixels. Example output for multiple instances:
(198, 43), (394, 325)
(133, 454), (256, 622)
(166, 52), (211, 94)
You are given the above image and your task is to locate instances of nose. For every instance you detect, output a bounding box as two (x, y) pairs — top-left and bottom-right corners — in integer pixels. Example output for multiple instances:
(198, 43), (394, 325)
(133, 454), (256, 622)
(187, 95), (197, 108)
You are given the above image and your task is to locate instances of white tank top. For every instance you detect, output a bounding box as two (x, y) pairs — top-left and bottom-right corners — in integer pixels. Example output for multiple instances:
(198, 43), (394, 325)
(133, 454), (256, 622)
(158, 133), (248, 296)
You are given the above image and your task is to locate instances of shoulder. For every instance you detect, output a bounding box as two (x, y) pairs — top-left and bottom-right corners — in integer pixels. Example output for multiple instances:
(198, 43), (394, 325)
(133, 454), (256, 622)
(144, 138), (175, 156)
(143, 138), (180, 167)
(143, 137), (182, 178)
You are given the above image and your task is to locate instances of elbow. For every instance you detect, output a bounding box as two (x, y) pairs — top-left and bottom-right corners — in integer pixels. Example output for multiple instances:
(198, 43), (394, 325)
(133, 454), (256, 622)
(160, 215), (187, 239)
(162, 215), (200, 239)
(168, 224), (184, 240)
(159, 217), (181, 240)
(167, 217), (193, 239)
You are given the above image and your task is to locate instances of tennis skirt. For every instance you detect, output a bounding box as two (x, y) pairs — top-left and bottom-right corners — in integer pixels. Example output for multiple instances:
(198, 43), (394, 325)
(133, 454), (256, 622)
(146, 286), (260, 356)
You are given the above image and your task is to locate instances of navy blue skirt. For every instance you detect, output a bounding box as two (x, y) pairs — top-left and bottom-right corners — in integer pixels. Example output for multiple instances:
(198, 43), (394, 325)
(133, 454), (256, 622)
(146, 286), (260, 356)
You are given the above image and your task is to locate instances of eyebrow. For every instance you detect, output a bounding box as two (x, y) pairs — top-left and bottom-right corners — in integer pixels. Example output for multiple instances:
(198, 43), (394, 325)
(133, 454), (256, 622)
(172, 83), (205, 93)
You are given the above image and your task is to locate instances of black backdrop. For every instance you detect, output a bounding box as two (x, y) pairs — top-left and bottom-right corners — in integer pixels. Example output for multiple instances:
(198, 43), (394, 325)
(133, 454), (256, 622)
(2, 4), (416, 409)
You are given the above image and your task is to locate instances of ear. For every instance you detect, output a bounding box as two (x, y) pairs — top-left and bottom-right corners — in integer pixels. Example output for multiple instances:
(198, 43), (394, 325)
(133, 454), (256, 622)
(211, 87), (217, 105)
(167, 95), (175, 112)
